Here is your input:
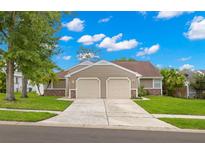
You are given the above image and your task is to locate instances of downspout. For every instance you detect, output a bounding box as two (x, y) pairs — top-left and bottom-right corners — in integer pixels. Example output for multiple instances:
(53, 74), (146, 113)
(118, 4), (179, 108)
(136, 76), (141, 98)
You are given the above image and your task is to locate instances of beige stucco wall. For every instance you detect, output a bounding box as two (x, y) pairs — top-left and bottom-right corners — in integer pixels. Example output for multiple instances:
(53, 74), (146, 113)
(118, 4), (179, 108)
(140, 79), (153, 88)
(48, 65), (88, 89)
(68, 65), (138, 98)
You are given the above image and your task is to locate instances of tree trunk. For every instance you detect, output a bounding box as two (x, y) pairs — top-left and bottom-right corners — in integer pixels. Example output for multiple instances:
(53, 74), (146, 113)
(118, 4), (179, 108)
(46, 80), (51, 89)
(6, 60), (15, 101)
(5, 12), (16, 101)
(37, 84), (43, 96)
(21, 75), (28, 98)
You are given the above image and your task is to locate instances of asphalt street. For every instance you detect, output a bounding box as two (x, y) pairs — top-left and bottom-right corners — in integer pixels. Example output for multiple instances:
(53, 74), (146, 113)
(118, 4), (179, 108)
(0, 124), (205, 143)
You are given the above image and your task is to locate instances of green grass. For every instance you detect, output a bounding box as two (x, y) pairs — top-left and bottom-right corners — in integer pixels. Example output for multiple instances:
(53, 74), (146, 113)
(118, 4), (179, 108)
(160, 118), (205, 130)
(0, 93), (71, 111)
(0, 110), (56, 122)
(135, 96), (205, 115)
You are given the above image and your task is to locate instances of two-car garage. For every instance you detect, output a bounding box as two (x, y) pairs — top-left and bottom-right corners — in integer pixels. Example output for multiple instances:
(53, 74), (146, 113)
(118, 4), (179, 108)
(68, 60), (139, 99)
(76, 78), (131, 99)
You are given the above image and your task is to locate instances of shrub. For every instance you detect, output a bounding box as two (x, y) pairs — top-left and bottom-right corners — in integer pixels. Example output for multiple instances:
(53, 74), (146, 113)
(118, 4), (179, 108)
(138, 86), (148, 97)
(161, 68), (185, 96)
(191, 73), (205, 99)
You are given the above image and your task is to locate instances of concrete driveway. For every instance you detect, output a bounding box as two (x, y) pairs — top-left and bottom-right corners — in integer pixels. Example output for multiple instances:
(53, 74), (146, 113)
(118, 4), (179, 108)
(40, 99), (175, 129)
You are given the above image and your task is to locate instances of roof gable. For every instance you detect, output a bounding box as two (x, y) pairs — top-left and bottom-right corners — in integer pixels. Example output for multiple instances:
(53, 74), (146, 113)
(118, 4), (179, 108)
(65, 60), (142, 77)
(56, 61), (93, 78)
(78, 61), (93, 65)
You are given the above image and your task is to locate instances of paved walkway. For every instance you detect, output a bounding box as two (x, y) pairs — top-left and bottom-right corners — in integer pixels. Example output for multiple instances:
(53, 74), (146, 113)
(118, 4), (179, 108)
(40, 99), (176, 129)
(0, 108), (61, 114)
(153, 114), (205, 119)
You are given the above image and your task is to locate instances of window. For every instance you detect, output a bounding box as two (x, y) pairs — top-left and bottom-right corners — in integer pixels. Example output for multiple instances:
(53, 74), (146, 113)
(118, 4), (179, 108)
(140, 79), (153, 88)
(15, 77), (19, 84)
(153, 79), (161, 88)
(53, 79), (66, 88)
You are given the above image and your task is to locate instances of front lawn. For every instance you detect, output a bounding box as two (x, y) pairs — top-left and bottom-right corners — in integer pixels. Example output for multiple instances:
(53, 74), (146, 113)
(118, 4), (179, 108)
(0, 110), (56, 122)
(135, 96), (205, 115)
(0, 93), (71, 111)
(160, 118), (205, 130)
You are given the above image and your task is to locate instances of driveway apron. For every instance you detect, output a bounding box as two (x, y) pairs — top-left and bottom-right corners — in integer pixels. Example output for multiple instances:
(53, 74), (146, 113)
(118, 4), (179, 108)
(40, 99), (175, 129)
(40, 99), (108, 126)
(105, 99), (175, 128)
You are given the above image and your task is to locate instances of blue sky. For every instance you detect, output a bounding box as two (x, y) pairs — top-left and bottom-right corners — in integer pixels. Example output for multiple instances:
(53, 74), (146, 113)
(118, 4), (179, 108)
(54, 11), (205, 70)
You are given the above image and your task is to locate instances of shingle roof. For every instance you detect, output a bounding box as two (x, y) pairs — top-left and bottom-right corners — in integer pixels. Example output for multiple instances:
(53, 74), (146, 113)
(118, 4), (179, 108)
(57, 60), (162, 78)
(112, 61), (162, 77)
(56, 63), (92, 78)
(57, 70), (70, 78)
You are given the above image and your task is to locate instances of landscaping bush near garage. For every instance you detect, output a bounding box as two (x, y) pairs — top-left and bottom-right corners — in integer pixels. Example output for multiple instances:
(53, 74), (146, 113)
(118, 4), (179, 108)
(135, 96), (205, 115)
(138, 86), (149, 97)
(0, 93), (71, 111)
(160, 118), (205, 130)
(0, 110), (56, 122)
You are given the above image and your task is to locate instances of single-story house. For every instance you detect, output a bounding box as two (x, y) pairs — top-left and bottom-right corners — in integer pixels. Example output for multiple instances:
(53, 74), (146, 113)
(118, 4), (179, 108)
(176, 69), (205, 98)
(44, 60), (163, 99)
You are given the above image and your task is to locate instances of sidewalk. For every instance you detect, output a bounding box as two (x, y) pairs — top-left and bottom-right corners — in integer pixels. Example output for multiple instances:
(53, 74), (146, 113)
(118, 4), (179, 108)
(0, 108), (62, 114)
(153, 114), (205, 119)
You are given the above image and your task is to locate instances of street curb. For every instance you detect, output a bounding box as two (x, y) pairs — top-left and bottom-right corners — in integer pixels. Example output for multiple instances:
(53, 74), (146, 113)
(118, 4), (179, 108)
(0, 120), (205, 134)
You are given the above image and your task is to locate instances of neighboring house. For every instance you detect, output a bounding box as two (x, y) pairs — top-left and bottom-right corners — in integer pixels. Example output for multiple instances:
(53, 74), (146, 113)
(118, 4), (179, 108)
(44, 60), (163, 99)
(0, 70), (41, 94)
(179, 69), (205, 98)
(191, 70), (205, 98)
(14, 72), (36, 92)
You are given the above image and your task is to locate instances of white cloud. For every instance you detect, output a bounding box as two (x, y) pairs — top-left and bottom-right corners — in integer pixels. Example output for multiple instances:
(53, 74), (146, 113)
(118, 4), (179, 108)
(184, 16), (205, 40)
(77, 52), (99, 61)
(180, 64), (195, 71)
(59, 36), (73, 42)
(156, 64), (162, 68)
(98, 33), (138, 51)
(63, 18), (84, 32)
(136, 44), (160, 56)
(63, 56), (71, 60)
(178, 56), (192, 62)
(78, 34), (106, 45)
(98, 16), (112, 23)
(168, 65), (173, 68)
(156, 11), (192, 19)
